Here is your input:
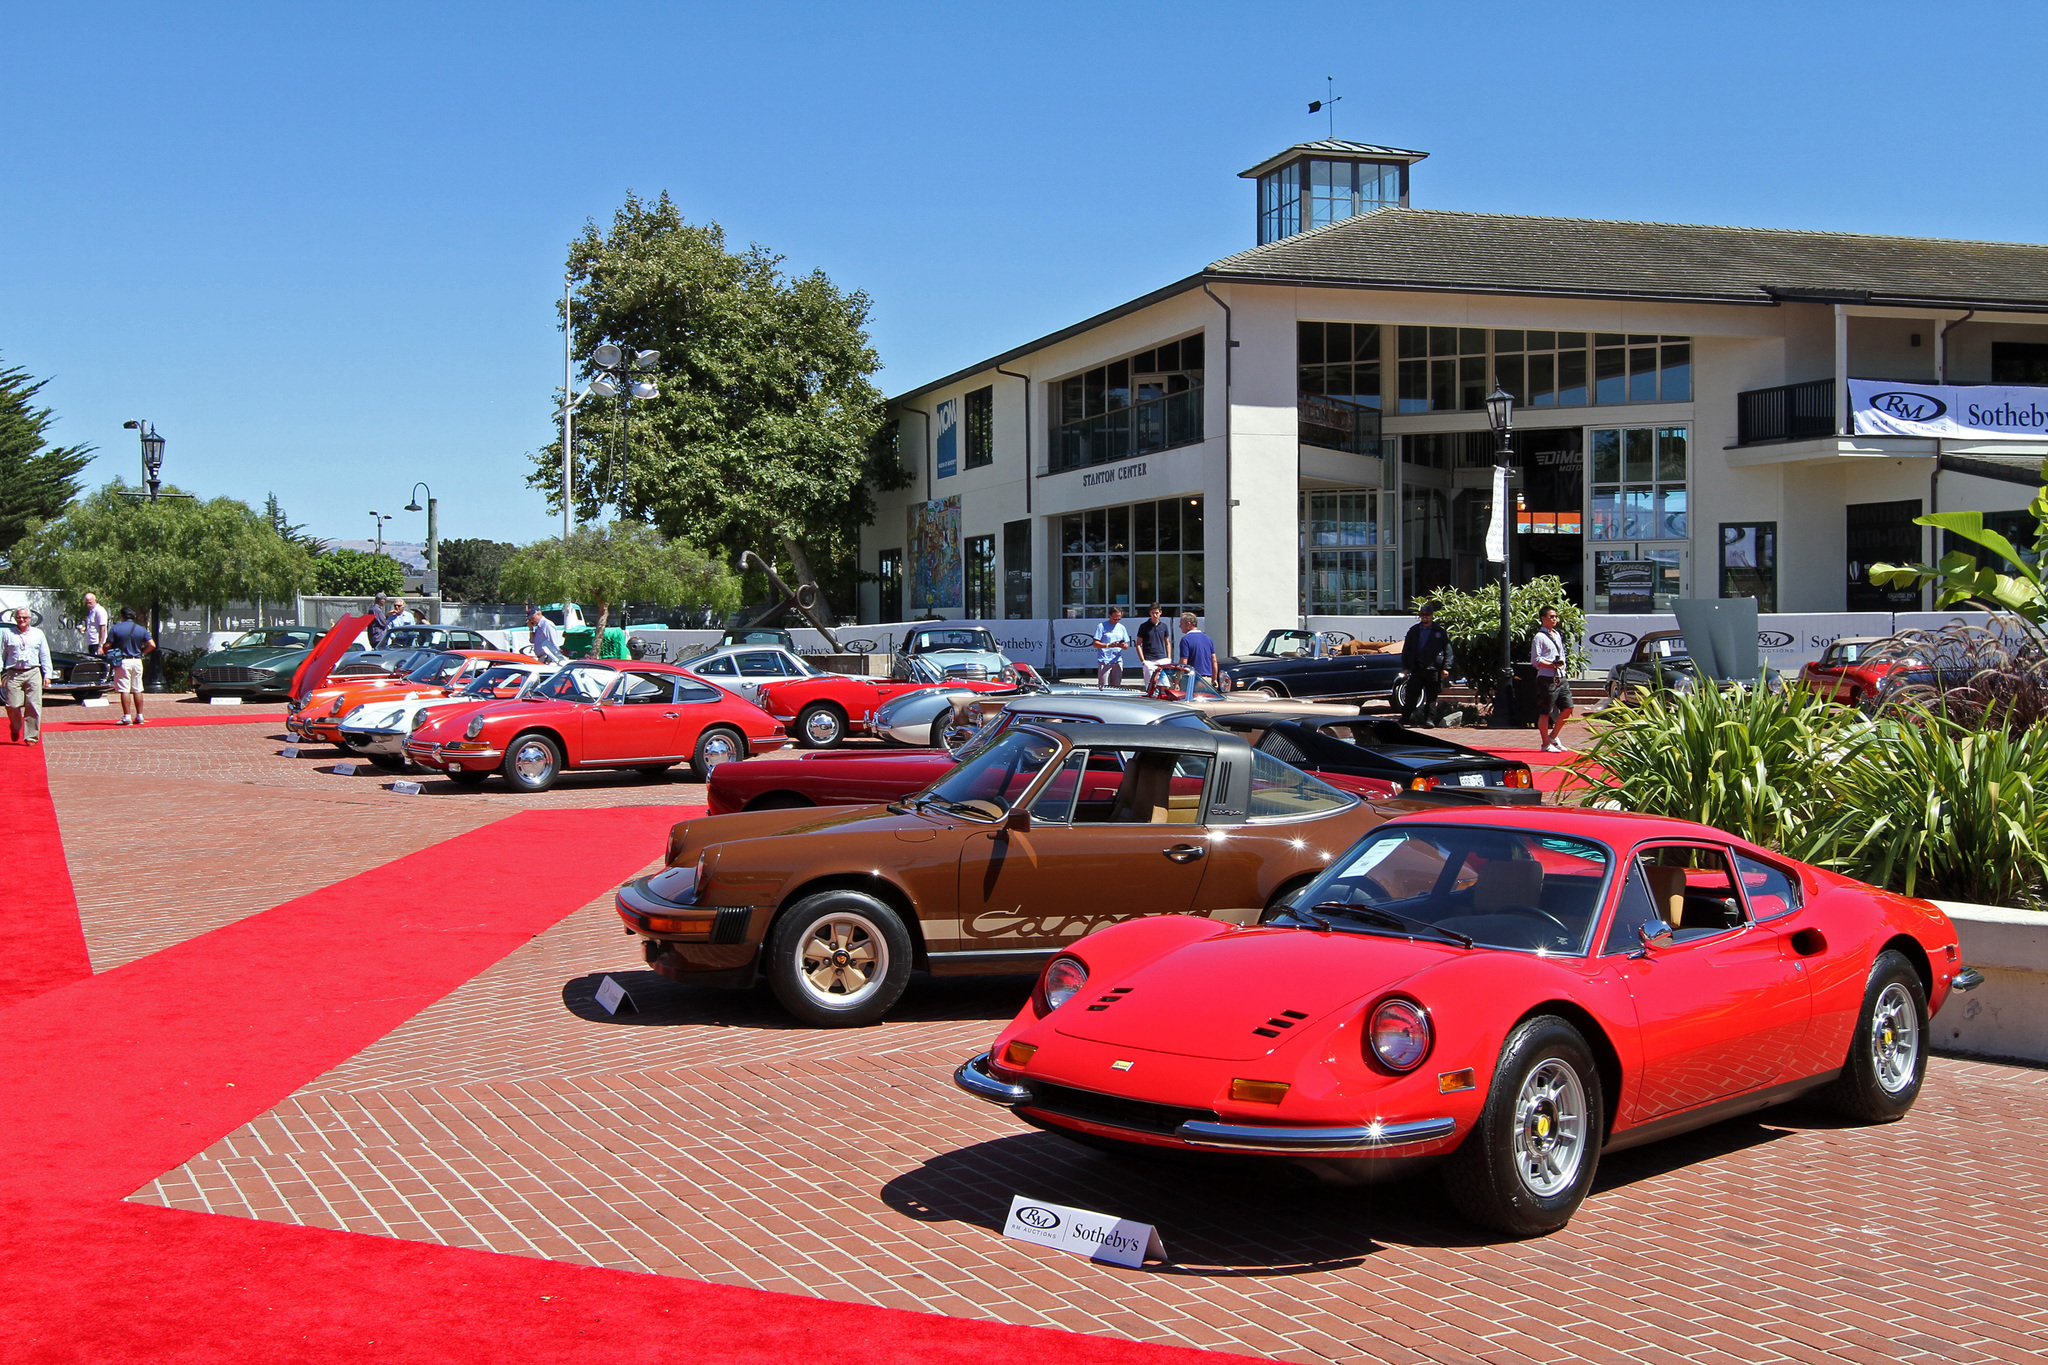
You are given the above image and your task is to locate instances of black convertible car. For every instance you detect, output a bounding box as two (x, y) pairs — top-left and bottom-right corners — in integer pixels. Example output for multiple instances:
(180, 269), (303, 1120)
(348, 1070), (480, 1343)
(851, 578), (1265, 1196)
(1219, 629), (1405, 702)
(1605, 630), (1783, 700)
(49, 651), (111, 700)
(1208, 711), (1539, 805)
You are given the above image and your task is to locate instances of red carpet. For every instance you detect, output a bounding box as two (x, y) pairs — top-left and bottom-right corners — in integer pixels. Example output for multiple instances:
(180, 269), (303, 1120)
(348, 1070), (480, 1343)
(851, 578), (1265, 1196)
(0, 743), (91, 1005)
(0, 790), (1246, 1363)
(41, 709), (285, 732)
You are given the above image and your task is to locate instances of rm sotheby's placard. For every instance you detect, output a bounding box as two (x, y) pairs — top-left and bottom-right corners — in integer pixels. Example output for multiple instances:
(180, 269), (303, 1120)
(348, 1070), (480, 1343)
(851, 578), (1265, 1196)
(1001, 1194), (1164, 1269)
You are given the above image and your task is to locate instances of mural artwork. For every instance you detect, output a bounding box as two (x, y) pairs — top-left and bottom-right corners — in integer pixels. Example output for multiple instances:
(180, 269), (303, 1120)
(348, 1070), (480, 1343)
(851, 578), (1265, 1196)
(909, 496), (963, 610)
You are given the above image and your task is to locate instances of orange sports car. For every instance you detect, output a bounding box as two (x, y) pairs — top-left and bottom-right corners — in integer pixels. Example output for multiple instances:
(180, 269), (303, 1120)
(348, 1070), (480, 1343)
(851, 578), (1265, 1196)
(286, 649), (530, 744)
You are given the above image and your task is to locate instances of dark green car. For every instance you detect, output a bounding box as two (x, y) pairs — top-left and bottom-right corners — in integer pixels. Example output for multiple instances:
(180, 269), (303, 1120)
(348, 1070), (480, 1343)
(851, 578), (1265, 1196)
(191, 627), (357, 700)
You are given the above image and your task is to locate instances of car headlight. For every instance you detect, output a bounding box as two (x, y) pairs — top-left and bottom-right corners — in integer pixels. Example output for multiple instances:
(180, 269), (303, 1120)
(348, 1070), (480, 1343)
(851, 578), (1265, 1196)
(408, 708), (433, 731)
(329, 696), (347, 715)
(1367, 997), (1431, 1072)
(465, 716), (485, 740)
(1039, 956), (1088, 1012)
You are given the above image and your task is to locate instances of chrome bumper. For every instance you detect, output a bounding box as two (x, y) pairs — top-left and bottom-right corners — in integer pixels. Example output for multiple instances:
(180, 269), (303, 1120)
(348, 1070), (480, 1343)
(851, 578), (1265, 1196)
(337, 727), (406, 755)
(955, 1052), (1033, 1106)
(405, 742), (502, 770)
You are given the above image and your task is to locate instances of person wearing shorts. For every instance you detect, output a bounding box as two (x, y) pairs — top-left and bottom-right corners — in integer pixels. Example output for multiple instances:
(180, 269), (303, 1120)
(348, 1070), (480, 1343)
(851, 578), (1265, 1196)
(107, 608), (155, 726)
(1531, 606), (1573, 752)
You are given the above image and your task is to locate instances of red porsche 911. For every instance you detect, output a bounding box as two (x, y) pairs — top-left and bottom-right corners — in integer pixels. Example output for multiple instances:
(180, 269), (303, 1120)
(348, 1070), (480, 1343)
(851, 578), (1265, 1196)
(957, 807), (1982, 1237)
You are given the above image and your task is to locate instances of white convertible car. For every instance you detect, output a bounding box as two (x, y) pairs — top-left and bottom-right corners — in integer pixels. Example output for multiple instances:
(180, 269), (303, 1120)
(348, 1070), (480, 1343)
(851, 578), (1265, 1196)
(335, 662), (558, 768)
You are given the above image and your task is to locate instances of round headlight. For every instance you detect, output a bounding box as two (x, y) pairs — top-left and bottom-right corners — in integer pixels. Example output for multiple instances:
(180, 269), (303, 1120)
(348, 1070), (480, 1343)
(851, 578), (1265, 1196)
(1040, 956), (1088, 1011)
(1368, 997), (1431, 1072)
(465, 715), (485, 740)
(329, 696), (347, 715)
(408, 708), (432, 730)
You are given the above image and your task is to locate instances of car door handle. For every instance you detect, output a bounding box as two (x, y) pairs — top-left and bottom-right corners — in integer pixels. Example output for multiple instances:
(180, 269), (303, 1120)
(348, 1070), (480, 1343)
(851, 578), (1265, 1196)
(1163, 844), (1205, 863)
(662, 711), (680, 718)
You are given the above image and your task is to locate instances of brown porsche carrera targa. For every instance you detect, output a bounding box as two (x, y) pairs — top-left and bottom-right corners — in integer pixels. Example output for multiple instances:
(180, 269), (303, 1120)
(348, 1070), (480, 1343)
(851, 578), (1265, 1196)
(617, 722), (1405, 1026)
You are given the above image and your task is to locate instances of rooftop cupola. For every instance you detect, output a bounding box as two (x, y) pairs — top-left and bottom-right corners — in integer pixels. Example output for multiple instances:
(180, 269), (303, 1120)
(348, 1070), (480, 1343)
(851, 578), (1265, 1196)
(1241, 140), (1428, 245)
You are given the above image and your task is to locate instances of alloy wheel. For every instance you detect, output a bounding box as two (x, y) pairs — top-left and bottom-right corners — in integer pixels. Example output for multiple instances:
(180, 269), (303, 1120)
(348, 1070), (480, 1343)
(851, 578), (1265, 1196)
(1512, 1057), (1588, 1198)
(793, 912), (888, 1007)
(1870, 981), (1921, 1095)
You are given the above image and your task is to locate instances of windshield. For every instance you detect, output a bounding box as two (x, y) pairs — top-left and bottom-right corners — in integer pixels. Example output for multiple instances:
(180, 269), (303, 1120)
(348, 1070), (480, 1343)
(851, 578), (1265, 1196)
(1644, 636), (1689, 660)
(1255, 630), (1316, 657)
(542, 608), (569, 626)
(533, 665), (614, 702)
(1284, 825), (1614, 955)
(459, 665), (535, 698)
(406, 652), (467, 686)
(385, 627), (439, 649)
(229, 629), (318, 650)
(910, 629), (996, 653)
(916, 728), (1060, 819)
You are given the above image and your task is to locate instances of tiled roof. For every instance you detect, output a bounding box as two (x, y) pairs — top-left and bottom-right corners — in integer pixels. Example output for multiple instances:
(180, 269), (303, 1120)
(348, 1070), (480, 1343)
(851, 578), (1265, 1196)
(1206, 207), (2048, 309)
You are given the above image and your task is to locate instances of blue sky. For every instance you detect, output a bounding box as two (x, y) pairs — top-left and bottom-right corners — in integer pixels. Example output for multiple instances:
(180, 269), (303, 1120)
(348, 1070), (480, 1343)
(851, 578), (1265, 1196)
(4, 0), (2043, 547)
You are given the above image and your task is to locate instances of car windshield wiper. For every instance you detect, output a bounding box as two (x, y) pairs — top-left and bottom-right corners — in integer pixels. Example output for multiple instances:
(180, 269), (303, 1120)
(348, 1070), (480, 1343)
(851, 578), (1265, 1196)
(1308, 901), (1474, 949)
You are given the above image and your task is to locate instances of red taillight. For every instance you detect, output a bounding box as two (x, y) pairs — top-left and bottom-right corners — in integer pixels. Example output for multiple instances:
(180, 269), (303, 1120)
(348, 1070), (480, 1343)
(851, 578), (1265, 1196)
(1509, 767), (1533, 788)
(1407, 775), (1439, 792)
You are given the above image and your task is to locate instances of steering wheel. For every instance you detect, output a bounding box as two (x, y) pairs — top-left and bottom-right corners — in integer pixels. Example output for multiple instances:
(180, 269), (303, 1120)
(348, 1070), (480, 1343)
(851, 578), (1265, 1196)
(1485, 903), (1577, 944)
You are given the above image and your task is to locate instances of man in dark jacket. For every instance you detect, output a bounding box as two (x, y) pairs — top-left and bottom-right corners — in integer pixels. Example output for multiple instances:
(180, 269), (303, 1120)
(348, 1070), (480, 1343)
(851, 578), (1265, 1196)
(1399, 601), (1453, 726)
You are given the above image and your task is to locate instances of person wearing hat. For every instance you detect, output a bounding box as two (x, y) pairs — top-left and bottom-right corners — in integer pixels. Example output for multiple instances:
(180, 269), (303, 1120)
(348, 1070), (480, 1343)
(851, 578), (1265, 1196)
(1399, 601), (1453, 727)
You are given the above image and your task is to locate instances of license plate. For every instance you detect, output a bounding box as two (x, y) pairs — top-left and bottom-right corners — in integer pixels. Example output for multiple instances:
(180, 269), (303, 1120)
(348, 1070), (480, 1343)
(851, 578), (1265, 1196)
(1457, 772), (1487, 788)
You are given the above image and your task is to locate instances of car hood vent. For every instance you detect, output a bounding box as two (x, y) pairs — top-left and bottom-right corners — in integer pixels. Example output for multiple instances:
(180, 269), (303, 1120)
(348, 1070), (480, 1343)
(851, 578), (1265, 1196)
(1083, 987), (1135, 1012)
(1250, 1009), (1309, 1039)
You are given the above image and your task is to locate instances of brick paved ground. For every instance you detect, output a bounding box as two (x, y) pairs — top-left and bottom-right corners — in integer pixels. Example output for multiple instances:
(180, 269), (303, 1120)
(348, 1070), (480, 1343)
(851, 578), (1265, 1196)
(43, 706), (2048, 1363)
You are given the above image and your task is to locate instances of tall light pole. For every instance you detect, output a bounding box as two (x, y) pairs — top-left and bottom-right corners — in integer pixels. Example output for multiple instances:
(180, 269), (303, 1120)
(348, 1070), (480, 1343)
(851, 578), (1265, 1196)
(561, 276), (574, 540)
(404, 482), (438, 596)
(121, 421), (169, 690)
(1484, 383), (1518, 728)
(558, 342), (660, 525)
(368, 510), (391, 557)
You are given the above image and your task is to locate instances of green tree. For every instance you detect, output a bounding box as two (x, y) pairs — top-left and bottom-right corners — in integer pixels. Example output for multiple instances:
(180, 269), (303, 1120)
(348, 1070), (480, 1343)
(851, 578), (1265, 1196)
(0, 358), (94, 571)
(496, 521), (738, 633)
(525, 193), (908, 622)
(1871, 464), (2048, 625)
(1422, 575), (1589, 707)
(12, 480), (315, 610)
(437, 537), (517, 602)
(265, 493), (326, 552)
(312, 547), (406, 596)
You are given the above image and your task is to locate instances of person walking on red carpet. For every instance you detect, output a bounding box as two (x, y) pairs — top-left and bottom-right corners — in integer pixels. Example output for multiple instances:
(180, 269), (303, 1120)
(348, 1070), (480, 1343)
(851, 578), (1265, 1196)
(2, 606), (55, 746)
(107, 608), (156, 727)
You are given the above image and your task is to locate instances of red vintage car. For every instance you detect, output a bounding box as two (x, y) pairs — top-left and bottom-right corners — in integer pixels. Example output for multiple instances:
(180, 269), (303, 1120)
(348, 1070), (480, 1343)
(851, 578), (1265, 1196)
(957, 806), (1982, 1237)
(1796, 636), (1916, 706)
(287, 649), (531, 744)
(405, 660), (787, 791)
(751, 670), (1010, 749)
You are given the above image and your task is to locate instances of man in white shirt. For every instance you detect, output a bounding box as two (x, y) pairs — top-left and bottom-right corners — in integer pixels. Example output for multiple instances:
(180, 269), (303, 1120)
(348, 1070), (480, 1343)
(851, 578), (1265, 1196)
(1531, 606), (1573, 752)
(528, 609), (567, 664)
(2, 606), (56, 745)
(1093, 607), (1131, 688)
(81, 593), (110, 655)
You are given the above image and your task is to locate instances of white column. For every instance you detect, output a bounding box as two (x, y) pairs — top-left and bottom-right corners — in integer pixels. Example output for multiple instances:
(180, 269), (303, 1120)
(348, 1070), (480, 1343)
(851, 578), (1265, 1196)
(1834, 304), (1849, 435)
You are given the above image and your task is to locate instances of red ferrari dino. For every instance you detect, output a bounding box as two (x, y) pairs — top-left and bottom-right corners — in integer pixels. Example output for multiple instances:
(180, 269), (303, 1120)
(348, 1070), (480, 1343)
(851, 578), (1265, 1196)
(957, 806), (1981, 1237)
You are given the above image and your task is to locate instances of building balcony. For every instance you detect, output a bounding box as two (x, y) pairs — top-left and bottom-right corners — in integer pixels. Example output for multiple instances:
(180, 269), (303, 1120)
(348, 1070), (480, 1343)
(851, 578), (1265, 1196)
(1298, 391), (1382, 455)
(1047, 386), (1203, 475)
(1736, 379), (1836, 446)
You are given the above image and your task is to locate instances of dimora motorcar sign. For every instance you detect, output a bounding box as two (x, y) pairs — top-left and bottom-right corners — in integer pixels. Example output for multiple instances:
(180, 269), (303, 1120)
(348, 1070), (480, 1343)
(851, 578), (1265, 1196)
(1851, 379), (2048, 438)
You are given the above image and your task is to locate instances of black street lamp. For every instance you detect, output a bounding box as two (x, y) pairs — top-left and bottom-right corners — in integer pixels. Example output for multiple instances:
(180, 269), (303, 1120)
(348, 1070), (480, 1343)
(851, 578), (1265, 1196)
(404, 482), (438, 597)
(586, 343), (660, 505)
(1484, 384), (1518, 728)
(121, 420), (169, 691)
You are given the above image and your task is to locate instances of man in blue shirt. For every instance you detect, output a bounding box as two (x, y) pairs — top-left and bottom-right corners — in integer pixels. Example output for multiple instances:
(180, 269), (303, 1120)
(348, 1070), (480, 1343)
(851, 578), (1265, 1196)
(106, 608), (156, 726)
(1092, 607), (1131, 687)
(528, 608), (567, 664)
(1176, 612), (1219, 688)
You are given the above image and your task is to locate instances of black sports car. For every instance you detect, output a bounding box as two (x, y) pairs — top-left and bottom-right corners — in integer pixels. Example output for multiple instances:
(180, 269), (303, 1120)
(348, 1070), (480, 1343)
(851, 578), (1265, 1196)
(1219, 629), (1405, 702)
(1605, 630), (1783, 700)
(1208, 711), (1539, 805)
(49, 651), (111, 700)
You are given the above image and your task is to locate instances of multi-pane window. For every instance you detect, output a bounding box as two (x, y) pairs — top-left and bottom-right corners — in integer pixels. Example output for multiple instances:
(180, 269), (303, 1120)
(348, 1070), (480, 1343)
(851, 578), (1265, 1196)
(1298, 322), (1381, 406)
(964, 386), (993, 469)
(1306, 160), (1402, 230)
(1590, 427), (1688, 541)
(877, 549), (902, 623)
(1299, 490), (1383, 614)
(1060, 496), (1204, 618)
(1003, 519), (1032, 619)
(965, 534), (996, 618)
(1052, 334), (1204, 473)
(1396, 327), (1692, 412)
(1258, 163), (1301, 243)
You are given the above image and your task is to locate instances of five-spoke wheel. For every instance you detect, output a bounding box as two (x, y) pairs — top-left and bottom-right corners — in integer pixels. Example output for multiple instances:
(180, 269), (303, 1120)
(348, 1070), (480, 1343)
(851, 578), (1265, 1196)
(765, 891), (912, 1027)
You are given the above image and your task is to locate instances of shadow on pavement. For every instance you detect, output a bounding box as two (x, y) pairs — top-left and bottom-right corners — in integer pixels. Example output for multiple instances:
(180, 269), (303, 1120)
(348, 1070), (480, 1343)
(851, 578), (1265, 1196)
(558, 969), (1032, 1029)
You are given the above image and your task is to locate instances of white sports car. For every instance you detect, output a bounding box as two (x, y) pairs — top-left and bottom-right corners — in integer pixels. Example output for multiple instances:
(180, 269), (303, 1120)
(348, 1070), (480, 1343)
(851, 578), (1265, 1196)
(336, 663), (558, 768)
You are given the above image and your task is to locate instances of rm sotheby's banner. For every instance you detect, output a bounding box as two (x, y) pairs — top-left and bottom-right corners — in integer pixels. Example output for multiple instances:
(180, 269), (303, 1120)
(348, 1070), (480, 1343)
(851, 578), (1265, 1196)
(1850, 379), (2048, 438)
(1001, 1194), (1164, 1268)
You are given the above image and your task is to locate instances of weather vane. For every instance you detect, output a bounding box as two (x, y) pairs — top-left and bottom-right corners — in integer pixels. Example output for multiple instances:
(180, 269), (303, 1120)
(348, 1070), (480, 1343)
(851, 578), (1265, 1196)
(1308, 77), (1342, 138)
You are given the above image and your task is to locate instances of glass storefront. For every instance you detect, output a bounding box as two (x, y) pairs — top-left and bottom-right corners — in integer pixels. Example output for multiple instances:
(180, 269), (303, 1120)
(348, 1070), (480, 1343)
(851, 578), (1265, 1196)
(1059, 495), (1205, 618)
(1299, 490), (1386, 615)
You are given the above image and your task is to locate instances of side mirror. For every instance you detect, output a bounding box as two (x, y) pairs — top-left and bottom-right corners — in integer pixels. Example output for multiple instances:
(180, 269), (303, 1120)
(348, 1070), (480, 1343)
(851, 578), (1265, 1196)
(1636, 919), (1675, 953)
(1004, 806), (1032, 834)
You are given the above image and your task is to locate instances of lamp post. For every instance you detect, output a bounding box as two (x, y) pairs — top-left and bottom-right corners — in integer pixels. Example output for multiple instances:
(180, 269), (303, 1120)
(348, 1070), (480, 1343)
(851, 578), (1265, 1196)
(368, 510), (391, 557)
(1484, 384), (1519, 728)
(120, 421), (169, 691)
(554, 341), (659, 529)
(404, 483), (438, 597)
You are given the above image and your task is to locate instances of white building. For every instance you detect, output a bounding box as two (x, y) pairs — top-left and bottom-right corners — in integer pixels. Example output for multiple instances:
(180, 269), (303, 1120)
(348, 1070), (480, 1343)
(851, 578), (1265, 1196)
(861, 141), (2048, 654)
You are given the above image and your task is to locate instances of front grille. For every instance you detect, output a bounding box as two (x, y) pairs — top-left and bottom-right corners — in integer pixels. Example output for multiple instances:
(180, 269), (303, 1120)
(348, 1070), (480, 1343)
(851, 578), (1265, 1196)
(944, 664), (989, 681)
(194, 666), (265, 684)
(710, 906), (751, 944)
(65, 659), (109, 685)
(1027, 1082), (1217, 1137)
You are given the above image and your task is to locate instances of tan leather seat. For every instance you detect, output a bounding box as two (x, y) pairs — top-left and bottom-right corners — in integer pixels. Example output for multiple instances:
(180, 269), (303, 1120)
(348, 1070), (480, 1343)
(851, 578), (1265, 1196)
(1473, 859), (1544, 912)
(1110, 760), (1172, 824)
(1642, 864), (1688, 928)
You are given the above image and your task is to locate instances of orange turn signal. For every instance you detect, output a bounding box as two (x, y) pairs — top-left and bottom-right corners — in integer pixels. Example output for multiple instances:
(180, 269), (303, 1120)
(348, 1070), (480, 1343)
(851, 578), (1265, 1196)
(1438, 1068), (1477, 1093)
(643, 913), (710, 934)
(1002, 1041), (1038, 1067)
(1508, 768), (1533, 788)
(1408, 776), (1439, 792)
(1229, 1079), (1290, 1104)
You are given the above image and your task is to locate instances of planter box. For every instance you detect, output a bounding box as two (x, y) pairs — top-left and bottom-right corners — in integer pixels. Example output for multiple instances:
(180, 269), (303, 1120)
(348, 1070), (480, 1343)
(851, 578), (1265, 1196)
(1931, 901), (2048, 1065)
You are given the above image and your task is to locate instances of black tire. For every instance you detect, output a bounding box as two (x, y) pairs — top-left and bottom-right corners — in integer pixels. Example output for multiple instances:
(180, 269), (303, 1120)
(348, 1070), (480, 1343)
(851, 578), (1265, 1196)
(1442, 1015), (1604, 1238)
(446, 769), (489, 787)
(691, 725), (746, 783)
(764, 890), (914, 1027)
(195, 690), (212, 703)
(635, 763), (676, 778)
(794, 702), (846, 749)
(501, 731), (564, 793)
(1818, 949), (1929, 1123)
(745, 793), (815, 812)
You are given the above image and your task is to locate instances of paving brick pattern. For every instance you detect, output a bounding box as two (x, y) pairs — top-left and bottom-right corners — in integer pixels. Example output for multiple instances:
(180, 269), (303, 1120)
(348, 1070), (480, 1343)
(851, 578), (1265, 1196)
(48, 706), (2048, 1363)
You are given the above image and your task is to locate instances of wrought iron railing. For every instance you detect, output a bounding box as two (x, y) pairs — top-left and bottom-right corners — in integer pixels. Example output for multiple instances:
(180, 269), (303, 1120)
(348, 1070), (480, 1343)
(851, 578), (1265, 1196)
(1049, 387), (1203, 474)
(1737, 378), (1835, 445)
